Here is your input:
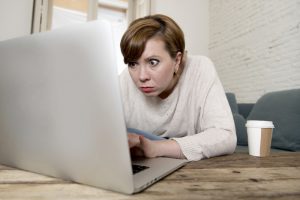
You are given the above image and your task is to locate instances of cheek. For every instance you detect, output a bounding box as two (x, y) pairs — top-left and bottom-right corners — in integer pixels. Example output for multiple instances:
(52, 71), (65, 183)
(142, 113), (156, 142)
(155, 67), (174, 85)
(128, 70), (139, 83)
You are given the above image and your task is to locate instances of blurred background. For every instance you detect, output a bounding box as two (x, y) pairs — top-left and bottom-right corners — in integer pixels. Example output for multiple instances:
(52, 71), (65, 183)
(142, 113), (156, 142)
(0, 0), (299, 103)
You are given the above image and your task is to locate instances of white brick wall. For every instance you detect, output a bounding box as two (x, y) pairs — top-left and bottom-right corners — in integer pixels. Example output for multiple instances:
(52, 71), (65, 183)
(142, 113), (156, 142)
(209, 0), (300, 103)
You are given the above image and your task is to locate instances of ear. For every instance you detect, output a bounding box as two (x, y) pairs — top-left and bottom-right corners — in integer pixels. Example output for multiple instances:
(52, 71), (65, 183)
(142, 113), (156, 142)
(174, 52), (183, 71)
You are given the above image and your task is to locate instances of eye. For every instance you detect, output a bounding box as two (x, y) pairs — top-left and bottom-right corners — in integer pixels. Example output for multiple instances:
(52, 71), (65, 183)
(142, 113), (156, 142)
(149, 59), (159, 66)
(128, 62), (137, 69)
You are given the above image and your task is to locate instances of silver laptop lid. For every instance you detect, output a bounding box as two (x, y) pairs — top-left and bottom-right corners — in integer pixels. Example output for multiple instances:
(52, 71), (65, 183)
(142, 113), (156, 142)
(0, 21), (134, 194)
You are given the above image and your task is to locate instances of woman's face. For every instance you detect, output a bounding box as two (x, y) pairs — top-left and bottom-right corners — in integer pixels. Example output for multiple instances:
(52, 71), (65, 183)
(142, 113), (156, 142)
(127, 37), (182, 98)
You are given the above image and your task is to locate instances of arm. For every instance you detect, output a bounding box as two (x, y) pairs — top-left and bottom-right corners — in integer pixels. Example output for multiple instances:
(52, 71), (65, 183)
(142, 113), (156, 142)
(128, 133), (186, 159)
(173, 75), (237, 161)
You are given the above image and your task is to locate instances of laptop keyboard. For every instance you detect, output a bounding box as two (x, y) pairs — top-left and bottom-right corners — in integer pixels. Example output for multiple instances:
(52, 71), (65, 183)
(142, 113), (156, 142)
(132, 164), (149, 174)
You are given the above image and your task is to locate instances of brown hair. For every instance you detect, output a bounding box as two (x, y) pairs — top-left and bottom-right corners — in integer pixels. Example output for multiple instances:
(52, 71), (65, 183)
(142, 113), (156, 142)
(120, 14), (185, 65)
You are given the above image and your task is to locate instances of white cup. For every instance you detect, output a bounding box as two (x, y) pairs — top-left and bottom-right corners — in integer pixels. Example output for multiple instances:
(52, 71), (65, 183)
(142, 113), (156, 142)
(245, 120), (274, 157)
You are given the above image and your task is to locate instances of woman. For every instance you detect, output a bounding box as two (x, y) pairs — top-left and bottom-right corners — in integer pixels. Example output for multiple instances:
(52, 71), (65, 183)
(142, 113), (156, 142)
(119, 14), (236, 161)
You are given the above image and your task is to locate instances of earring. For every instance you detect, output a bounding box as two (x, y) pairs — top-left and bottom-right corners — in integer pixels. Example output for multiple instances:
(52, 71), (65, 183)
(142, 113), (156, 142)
(173, 67), (179, 77)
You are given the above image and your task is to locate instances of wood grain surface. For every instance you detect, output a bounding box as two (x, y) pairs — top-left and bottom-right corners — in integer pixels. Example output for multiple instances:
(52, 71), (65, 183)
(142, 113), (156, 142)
(1, 152), (300, 200)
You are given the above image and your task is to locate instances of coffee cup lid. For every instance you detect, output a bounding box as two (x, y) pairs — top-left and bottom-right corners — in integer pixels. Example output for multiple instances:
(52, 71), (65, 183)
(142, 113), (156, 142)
(245, 120), (274, 128)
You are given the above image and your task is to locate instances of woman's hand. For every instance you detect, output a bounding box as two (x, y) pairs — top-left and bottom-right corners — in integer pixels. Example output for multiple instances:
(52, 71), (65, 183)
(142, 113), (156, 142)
(127, 133), (141, 148)
(127, 133), (186, 159)
(127, 133), (158, 158)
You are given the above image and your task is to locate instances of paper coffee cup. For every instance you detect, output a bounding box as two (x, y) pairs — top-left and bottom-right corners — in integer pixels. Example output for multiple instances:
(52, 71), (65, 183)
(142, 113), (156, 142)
(245, 120), (274, 157)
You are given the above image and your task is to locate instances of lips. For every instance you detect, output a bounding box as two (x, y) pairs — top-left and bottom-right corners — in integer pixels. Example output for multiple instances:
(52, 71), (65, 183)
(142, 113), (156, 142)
(140, 87), (154, 93)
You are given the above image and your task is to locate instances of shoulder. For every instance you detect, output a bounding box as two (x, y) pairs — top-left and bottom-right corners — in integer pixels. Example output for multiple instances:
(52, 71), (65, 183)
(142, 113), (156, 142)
(119, 67), (130, 83)
(119, 68), (135, 90)
(186, 55), (215, 70)
(184, 55), (217, 80)
(119, 68), (132, 95)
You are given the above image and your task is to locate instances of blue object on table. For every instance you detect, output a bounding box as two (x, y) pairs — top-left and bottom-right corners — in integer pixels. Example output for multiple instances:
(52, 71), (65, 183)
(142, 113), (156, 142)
(127, 128), (166, 141)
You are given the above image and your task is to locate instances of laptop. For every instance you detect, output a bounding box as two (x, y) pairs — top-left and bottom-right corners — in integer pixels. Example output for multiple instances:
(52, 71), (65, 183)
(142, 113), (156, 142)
(0, 20), (186, 194)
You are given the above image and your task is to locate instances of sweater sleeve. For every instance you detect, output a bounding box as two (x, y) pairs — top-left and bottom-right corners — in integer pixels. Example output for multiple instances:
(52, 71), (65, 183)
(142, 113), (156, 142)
(173, 58), (237, 161)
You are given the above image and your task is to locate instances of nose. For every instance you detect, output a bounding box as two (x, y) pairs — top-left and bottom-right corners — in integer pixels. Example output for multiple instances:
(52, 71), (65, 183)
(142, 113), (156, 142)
(139, 66), (150, 82)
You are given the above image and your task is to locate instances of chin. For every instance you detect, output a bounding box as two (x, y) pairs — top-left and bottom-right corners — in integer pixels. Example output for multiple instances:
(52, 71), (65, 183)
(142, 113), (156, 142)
(143, 93), (157, 97)
(141, 91), (160, 97)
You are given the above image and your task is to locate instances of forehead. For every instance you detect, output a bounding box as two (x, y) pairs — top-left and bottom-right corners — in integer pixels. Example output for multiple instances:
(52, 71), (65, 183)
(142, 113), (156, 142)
(141, 37), (169, 58)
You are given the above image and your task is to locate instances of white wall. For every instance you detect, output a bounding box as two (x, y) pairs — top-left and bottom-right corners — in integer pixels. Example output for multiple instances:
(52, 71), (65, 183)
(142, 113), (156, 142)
(0, 0), (34, 41)
(210, 0), (300, 103)
(150, 0), (209, 56)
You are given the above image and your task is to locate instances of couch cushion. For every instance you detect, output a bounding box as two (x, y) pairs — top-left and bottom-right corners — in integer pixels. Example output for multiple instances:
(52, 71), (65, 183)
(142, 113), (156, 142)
(225, 93), (248, 146)
(238, 103), (254, 119)
(233, 113), (248, 146)
(226, 93), (239, 114)
(247, 89), (300, 151)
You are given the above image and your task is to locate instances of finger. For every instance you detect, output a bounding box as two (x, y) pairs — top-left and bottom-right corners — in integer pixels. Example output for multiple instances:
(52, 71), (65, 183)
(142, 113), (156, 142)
(139, 136), (156, 158)
(128, 133), (140, 148)
(139, 135), (150, 146)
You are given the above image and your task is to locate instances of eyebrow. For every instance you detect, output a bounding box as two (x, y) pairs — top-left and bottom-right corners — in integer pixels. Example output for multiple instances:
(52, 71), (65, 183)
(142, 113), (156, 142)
(144, 55), (161, 61)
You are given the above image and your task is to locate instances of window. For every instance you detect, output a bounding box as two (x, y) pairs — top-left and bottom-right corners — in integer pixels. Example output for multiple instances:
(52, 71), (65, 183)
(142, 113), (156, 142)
(50, 0), (89, 29)
(33, 0), (150, 73)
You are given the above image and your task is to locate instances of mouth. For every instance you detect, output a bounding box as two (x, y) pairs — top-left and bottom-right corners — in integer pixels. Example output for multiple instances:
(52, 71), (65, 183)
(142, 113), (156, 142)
(140, 87), (154, 93)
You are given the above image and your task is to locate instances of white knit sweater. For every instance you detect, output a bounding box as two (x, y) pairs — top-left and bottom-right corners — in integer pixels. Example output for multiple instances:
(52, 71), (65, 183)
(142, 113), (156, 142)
(119, 55), (237, 161)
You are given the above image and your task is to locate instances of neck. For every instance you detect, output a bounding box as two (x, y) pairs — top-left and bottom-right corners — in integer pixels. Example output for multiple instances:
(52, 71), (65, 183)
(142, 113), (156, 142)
(158, 65), (183, 99)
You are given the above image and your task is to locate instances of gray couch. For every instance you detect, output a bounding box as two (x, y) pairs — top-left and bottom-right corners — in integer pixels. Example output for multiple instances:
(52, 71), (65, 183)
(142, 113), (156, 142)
(226, 89), (300, 152)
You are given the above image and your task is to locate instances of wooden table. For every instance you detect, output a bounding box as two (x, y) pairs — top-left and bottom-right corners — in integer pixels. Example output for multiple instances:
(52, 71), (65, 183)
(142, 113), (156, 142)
(1, 152), (300, 200)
